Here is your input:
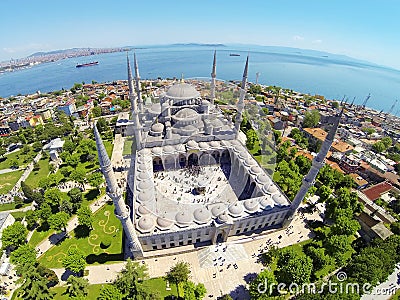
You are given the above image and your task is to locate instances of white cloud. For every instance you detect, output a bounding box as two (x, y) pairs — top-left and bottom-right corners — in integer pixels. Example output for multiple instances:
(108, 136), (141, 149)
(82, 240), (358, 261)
(312, 39), (322, 44)
(293, 35), (304, 41)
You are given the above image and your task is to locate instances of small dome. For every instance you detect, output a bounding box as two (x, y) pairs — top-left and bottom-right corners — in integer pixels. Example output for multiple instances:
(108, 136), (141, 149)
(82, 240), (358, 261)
(166, 83), (200, 100)
(210, 140), (221, 148)
(193, 208), (212, 224)
(244, 199), (259, 212)
(138, 164), (147, 172)
(218, 212), (229, 223)
(199, 142), (209, 149)
(244, 158), (256, 167)
(211, 205), (225, 217)
(267, 184), (278, 194)
(250, 166), (263, 175)
(175, 211), (193, 226)
(256, 174), (271, 185)
(230, 139), (241, 145)
(187, 140), (198, 148)
(156, 216), (174, 230)
(175, 144), (185, 152)
(137, 217), (155, 232)
(138, 190), (153, 202)
(137, 205), (151, 215)
(228, 202), (243, 217)
(151, 122), (164, 133)
(202, 99), (209, 105)
(138, 171), (151, 181)
(273, 194), (289, 206)
(174, 108), (198, 119)
(163, 145), (175, 153)
(151, 147), (162, 155)
(260, 197), (274, 210)
(137, 180), (152, 191)
(210, 118), (224, 128)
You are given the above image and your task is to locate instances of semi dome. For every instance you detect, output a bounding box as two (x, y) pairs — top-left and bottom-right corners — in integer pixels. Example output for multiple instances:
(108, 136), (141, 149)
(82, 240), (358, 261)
(256, 174), (271, 185)
(193, 208), (212, 224)
(267, 184), (278, 194)
(175, 211), (193, 226)
(137, 217), (155, 233)
(250, 166), (263, 175)
(244, 199), (259, 212)
(228, 202), (244, 217)
(199, 142), (209, 149)
(166, 83), (200, 100)
(218, 212), (230, 223)
(163, 145), (175, 154)
(210, 140), (221, 148)
(260, 197), (274, 210)
(174, 108), (199, 119)
(151, 147), (163, 155)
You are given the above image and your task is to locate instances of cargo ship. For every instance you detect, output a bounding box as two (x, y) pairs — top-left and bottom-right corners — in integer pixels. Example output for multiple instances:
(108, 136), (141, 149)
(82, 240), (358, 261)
(229, 53), (240, 56)
(76, 61), (98, 68)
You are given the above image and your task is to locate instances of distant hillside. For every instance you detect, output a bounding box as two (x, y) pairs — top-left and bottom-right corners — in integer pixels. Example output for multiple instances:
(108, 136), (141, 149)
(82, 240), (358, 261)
(171, 43), (226, 47)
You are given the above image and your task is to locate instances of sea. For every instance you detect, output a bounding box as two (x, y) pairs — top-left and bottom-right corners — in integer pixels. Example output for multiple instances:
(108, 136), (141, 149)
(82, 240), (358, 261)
(1, 44), (400, 113)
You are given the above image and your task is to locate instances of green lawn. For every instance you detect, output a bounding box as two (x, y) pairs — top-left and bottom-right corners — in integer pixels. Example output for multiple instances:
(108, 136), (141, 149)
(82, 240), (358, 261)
(103, 140), (114, 158)
(143, 277), (181, 298)
(51, 283), (104, 299)
(39, 202), (123, 268)
(24, 157), (50, 188)
(0, 149), (35, 170)
(391, 288), (400, 300)
(11, 211), (27, 221)
(0, 170), (23, 194)
(123, 137), (134, 156)
(29, 224), (55, 247)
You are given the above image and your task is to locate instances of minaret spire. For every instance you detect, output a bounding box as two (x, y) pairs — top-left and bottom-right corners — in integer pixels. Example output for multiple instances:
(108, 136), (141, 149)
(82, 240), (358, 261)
(93, 123), (143, 258)
(234, 54), (249, 136)
(210, 50), (217, 105)
(127, 53), (142, 150)
(134, 51), (144, 111)
(284, 106), (344, 224)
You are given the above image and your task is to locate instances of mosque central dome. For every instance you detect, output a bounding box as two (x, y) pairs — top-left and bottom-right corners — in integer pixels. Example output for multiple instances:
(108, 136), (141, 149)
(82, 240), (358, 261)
(166, 83), (200, 100)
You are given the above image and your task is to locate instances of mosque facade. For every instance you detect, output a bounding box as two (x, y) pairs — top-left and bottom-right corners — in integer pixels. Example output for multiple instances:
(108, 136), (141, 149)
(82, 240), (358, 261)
(94, 51), (342, 258)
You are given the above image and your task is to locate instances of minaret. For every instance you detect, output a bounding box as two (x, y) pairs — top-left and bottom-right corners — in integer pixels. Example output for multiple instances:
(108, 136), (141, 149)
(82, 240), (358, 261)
(210, 50), (217, 105)
(284, 106), (344, 224)
(127, 54), (142, 150)
(134, 51), (144, 112)
(234, 54), (249, 137)
(93, 123), (143, 258)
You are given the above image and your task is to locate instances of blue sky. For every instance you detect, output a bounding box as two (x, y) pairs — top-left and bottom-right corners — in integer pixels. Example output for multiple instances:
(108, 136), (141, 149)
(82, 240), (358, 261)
(1, 0), (400, 69)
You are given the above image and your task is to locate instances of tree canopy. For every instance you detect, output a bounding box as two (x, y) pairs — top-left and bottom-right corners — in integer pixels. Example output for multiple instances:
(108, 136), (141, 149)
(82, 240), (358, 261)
(1, 221), (28, 250)
(303, 110), (320, 128)
(62, 248), (86, 274)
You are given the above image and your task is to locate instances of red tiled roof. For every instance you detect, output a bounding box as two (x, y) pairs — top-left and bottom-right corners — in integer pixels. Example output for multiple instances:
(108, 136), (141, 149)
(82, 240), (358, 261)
(362, 181), (393, 201)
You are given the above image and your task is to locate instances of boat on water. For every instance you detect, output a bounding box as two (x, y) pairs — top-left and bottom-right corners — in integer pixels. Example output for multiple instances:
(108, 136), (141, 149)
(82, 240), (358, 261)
(229, 53), (240, 57)
(76, 61), (98, 68)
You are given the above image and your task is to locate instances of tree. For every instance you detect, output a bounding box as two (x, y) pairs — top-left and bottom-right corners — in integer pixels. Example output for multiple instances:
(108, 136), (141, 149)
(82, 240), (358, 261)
(331, 216), (361, 236)
(381, 136), (393, 149)
(66, 153), (81, 167)
(63, 140), (76, 153)
(22, 144), (31, 154)
(96, 117), (108, 132)
(246, 129), (259, 150)
(165, 261), (191, 298)
(325, 188), (362, 220)
(302, 110), (320, 128)
(10, 244), (37, 269)
(25, 210), (38, 229)
(9, 159), (19, 169)
(48, 211), (69, 232)
(60, 198), (74, 215)
(372, 141), (386, 153)
(275, 249), (313, 286)
(92, 106), (102, 118)
(13, 195), (23, 208)
(62, 248), (86, 275)
(115, 259), (149, 298)
(97, 285), (123, 300)
(1, 221), (28, 250)
(249, 269), (277, 299)
(69, 187), (83, 205)
(16, 265), (54, 300)
(60, 165), (74, 177)
(38, 203), (52, 224)
(43, 187), (63, 208)
(32, 141), (43, 152)
(70, 168), (86, 186)
(37, 264), (59, 288)
(325, 234), (353, 265)
(21, 181), (33, 200)
(87, 171), (104, 190)
(304, 245), (333, 272)
(183, 281), (207, 300)
(66, 276), (89, 298)
(77, 206), (93, 229)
